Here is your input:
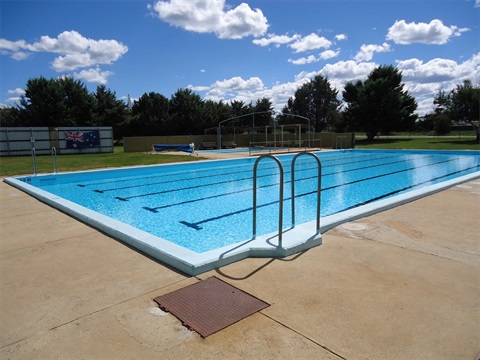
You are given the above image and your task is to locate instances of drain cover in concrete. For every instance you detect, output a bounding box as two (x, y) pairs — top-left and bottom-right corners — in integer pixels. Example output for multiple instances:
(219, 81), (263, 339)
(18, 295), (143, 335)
(153, 277), (269, 337)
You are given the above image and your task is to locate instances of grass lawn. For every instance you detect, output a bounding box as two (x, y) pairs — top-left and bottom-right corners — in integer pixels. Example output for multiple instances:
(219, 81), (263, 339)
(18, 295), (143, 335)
(1, 137), (478, 177)
(0, 146), (205, 177)
(356, 137), (480, 150)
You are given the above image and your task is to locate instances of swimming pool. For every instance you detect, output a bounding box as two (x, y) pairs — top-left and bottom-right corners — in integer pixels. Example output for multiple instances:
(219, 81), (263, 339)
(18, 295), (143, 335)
(5, 149), (479, 275)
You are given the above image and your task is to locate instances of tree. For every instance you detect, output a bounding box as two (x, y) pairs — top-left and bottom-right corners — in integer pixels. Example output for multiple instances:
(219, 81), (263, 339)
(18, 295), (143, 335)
(17, 76), (94, 127)
(433, 89), (451, 115)
(0, 106), (20, 126)
(169, 89), (204, 134)
(127, 92), (170, 136)
(202, 100), (232, 129)
(282, 75), (340, 131)
(432, 79), (480, 140)
(450, 80), (480, 123)
(92, 85), (128, 139)
(343, 65), (417, 140)
(252, 98), (274, 127)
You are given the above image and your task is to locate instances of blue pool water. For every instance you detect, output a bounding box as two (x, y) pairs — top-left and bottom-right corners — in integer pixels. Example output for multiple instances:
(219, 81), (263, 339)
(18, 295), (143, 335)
(6, 149), (479, 274)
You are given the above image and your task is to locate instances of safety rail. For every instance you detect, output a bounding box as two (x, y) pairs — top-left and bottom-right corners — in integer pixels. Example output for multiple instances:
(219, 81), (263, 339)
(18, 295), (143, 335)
(51, 147), (58, 174)
(252, 152), (322, 247)
(31, 148), (37, 176)
(291, 152), (321, 232)
(253, 155), (284, 246)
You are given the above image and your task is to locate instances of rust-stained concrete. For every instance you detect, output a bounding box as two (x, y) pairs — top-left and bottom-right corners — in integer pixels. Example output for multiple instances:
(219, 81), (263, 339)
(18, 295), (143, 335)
(1, 176), (479, 360)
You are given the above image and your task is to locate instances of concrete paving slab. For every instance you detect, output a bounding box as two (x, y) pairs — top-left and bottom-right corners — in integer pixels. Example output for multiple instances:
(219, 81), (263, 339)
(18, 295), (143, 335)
(207, 234), (479, 359)
(0, 229), (186, 348)
(0, 286), (342, 360)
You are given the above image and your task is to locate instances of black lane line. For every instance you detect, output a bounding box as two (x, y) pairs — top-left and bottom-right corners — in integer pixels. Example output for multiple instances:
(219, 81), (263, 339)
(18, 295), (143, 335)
(86, 154), (398, 193)
(176, 157), (467, 229)
(337, 164), (480, 213)
(115, 172), (271, 201)
(115, 154), (431, 201)
(143, 155), (439, 210)
(91, 150), (398, 194)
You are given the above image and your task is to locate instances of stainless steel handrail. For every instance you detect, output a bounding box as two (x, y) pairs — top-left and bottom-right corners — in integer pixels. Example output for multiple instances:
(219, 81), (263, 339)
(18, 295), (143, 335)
(291, 152), (322, 232)
(31, 147), (37, 176)
(253, 155), (284, 246)
(51, 147), (58, 174)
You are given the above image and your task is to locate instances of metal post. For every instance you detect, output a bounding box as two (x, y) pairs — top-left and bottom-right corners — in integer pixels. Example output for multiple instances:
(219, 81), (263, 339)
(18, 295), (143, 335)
(253, 155), (284, 247)
(51, 147), (58, 174)
(291, 152), (322, 232)
(30, 129), (37, 176)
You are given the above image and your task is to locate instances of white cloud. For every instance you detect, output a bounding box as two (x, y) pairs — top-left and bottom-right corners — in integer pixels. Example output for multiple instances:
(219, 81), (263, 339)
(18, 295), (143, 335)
(476, 0), (480, 7)
(334, 34), (347, 41)
(151, 0), (269, 39)
(7, 88), (25, 95)
(288, 50), (340, 65)
(386, 19), (469, 45)
(190, 53), (479, 115)
(74, 67), (113, 84)
(212, 76), (264, 91)
(354, 42), (391, 62)
(288, 55), (318, 65)
(289, 33), (332, 53)
(397, 53), (480, 114)
(252, 33), (300, 47)
(0, 30), (128, 73)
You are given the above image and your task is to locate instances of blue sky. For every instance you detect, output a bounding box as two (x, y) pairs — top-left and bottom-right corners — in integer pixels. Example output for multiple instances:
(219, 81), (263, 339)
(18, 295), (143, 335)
(1, 0), (478, 116)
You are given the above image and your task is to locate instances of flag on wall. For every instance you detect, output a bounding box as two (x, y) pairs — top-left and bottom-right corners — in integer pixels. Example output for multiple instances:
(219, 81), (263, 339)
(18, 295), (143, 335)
(65, 130), (100, 149)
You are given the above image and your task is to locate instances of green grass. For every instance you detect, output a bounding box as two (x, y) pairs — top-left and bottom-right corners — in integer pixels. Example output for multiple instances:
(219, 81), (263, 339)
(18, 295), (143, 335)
(0, 146), (205, 177)
(2, 138), (479, 177)
(355, 137), (480, 150)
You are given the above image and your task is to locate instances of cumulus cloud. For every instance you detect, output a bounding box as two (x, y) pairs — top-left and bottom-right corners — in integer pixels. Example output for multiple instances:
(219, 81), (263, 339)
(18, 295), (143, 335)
(7, 88), (25, 95)
(212, 76), (264, 91)
(396, 53), (480, 114)
(150, 0), (269, 39)
(386, 19), (469, 45)
(74, 67), (113, 84)
(252, 33), (300, 47)
(288, 50), (340, 65)
(189, 52), (479, 115)
(4, 88), (25, 104)
(289, 33), (332, 53)
(397, 53), (480, 83)
(0, 30), (128, 73)
(334, 34), (347, 41)
(354, 42), (391, 62)
(288, 55), (318, 65)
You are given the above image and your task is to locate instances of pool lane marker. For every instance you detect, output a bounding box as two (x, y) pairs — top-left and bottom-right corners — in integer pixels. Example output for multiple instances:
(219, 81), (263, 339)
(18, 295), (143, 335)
(85, 152), (398, 192)
(175, 157), (471, 230)
(340, 164), (480, 212)
(113, 154), (434, 202)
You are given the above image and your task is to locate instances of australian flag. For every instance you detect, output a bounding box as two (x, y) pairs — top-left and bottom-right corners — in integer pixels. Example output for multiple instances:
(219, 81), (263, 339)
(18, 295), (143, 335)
(65, 130), (100, 149)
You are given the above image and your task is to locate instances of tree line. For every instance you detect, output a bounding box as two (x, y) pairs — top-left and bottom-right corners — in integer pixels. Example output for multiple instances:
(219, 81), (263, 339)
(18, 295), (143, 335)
(1, 67), (478, 140)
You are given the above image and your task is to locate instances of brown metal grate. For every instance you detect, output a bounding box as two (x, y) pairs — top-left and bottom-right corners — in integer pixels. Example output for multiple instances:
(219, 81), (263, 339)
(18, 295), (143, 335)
(153, 277), (269, 337)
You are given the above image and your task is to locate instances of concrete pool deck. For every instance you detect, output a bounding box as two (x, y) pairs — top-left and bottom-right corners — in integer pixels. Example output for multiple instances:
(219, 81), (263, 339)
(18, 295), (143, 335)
(1, 175), (479, 359)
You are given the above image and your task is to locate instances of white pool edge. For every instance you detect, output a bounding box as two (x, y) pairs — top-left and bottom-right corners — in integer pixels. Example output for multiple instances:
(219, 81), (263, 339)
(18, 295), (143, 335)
(5, 170), (480, 276)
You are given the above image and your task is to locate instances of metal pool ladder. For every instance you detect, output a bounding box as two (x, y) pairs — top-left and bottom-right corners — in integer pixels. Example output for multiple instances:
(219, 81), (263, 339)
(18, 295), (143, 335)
(252, 152), (322, 247)
(51, 147), (58, 174)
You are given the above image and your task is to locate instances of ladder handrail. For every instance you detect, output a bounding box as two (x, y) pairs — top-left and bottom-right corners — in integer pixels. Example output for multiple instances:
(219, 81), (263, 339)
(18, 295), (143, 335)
(291, 152), (322, 232)
(253, 155), (284, 246)
(51, 146), (58, 174)
(31, 147), (37, 176)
